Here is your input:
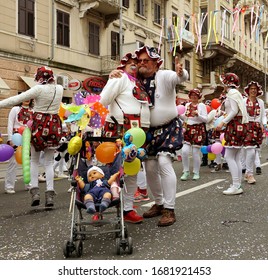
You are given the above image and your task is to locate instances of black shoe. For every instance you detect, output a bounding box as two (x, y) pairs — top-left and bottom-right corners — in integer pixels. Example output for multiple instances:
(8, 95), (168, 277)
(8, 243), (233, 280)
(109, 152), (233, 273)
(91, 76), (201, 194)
(222, 163), (229, 170)
(256, 167), (262, 175)
(242, 169), (246, 174)
(201, 162), (208, 167)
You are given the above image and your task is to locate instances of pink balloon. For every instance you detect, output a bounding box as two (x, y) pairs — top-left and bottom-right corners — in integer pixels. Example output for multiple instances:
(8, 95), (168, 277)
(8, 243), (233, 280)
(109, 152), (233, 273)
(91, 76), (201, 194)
(211, 142), (223, 155)
(220, 133), (225, 142)
(27, 120), (33, 128)
(182, 128), (186, 133)
(176, 105), (186, 115)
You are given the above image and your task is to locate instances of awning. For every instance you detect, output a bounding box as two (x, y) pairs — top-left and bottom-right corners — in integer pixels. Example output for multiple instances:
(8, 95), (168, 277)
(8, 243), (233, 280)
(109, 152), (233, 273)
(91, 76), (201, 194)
(0, 77), (10, 90)
(20, 76), (37, 88)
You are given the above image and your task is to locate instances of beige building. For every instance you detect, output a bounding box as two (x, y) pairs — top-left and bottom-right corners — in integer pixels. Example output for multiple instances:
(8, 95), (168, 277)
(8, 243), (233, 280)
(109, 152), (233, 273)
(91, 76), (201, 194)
(0, 0), (267, 132)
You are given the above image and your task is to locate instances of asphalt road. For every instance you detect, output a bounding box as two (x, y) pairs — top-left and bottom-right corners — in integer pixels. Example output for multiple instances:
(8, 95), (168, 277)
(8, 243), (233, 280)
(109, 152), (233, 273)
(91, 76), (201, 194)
(1, 148), (268, 261)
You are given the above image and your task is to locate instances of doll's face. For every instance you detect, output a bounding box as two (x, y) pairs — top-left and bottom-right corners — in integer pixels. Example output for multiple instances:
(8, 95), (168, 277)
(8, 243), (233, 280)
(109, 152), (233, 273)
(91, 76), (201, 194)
(87, 170), (104, 182)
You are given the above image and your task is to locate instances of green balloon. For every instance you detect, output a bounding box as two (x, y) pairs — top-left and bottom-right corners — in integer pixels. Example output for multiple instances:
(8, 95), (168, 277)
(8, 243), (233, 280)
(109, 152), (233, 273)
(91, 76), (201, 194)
(125, 128), (146, 148)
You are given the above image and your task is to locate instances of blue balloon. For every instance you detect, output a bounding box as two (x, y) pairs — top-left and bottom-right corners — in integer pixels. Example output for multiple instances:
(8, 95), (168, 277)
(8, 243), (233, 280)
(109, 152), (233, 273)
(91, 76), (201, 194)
(214, 116), (225, 128)
(12, 133), (22, 146)
(200, 146), (208, 154)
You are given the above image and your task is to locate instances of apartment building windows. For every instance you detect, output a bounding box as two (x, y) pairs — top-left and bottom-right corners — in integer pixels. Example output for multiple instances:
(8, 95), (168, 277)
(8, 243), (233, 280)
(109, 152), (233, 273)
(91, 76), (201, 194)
(136, 0), (145, 16)
(184, 14), (190, 31)
(221, 8), (231, 40)
(18, 0), (35, 37)
(111, 31), (120, 60)
(123, 0), (129, 8)
(185, 59), (190, 80)
(200, 7), (208, 35)
(154, 3), (161, 25)
(89, 22), (100, 55)
(57, 10), (70, 47)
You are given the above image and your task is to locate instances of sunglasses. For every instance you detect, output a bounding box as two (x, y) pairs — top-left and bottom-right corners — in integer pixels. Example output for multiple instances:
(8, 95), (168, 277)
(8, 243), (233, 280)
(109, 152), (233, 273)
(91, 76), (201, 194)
(137, 59), (154, 64)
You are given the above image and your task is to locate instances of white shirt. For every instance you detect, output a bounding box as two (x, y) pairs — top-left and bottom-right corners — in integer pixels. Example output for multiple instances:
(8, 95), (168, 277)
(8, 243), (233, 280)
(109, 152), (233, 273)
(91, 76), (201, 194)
(100, 72), (150, 128)
(149, 69), (189, 127)
(0, 84), (63, 114)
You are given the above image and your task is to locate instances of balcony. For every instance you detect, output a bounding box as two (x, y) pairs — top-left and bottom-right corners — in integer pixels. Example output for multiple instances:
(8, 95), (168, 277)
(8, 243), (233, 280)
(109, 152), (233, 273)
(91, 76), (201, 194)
(79, 0), (120, 26)
(101, 55), (120, 75)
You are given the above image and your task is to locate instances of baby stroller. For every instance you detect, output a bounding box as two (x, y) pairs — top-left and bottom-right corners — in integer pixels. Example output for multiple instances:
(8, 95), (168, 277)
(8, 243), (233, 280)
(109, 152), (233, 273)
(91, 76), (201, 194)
(63, 134), (133, 258)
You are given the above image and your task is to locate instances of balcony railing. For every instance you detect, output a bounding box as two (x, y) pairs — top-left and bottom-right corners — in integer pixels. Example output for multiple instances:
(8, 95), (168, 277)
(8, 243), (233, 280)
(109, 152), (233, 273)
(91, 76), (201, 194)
(79, 0), (120, 18)
(101, 55), (120, 75)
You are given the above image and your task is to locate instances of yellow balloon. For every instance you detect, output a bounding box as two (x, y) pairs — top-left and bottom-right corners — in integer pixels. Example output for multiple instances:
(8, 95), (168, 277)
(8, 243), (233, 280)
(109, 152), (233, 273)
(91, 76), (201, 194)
(208, 153), (216, 161)
(222, 139), (226, 146)
(123, 158), (141, 175)
(67, 135), (82, 155)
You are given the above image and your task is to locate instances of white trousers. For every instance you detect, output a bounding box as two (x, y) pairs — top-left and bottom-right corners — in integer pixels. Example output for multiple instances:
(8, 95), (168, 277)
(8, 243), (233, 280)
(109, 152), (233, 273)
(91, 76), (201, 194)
(144, 154), (177, 209)
(30, 146), (55, 191)
(136, 162), (147, 189)
(181, 143), (201, 174)
(224, 148), (242, 188)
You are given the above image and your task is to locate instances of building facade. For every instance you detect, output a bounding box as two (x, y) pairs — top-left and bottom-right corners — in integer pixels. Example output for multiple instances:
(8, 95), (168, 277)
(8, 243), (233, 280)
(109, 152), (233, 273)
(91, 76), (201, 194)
(0, 0), (267, 132)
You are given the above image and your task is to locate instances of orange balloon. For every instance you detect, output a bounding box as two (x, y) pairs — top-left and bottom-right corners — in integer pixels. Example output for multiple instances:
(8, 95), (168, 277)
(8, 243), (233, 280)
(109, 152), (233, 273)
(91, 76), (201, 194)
(95, 142), (117, 164)
(206, 105), (211, 113)
(211, 98), (221, 110)
(15, 146), (22, 164)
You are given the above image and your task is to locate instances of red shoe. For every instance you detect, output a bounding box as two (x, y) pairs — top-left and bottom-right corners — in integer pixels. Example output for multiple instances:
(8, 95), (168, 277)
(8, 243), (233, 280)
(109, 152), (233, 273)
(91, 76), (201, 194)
(124, 210), (143, 224)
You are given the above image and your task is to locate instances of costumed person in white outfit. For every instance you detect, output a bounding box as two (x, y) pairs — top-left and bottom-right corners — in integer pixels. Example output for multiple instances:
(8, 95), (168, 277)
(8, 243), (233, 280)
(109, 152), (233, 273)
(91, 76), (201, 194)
(100, 53), (151, 224)
(216, 73), (248, 195)
(135, 46), (188, 227)
(242, 81), (266, 184)
(4, 100), (34, 194)
(0, 66), (63, 206)
(109, 46), (188, 226)
(179, 89), (208, 180)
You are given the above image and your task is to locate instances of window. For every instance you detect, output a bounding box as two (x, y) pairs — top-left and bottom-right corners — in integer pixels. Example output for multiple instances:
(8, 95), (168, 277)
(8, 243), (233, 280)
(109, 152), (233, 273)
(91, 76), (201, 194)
(154, 3), (161, 25)
(123, 0), (129, 8)
(184, 14), (190, 31)
(57, 10), (70, 47)
(18, 0), (35, 37)
(185, 59), (190, 80)
(136, 0), (145, 16)
(89, 22), (100, 55)
(221, 8), (231, 40)
(172, 12), (177, 26)
(111, 31), (119, 60)
(200, 7), (208, 35)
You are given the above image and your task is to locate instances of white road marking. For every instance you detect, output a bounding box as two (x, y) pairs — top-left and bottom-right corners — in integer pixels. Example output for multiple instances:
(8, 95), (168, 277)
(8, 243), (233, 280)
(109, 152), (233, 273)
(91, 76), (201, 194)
(142, 179), (226, 208)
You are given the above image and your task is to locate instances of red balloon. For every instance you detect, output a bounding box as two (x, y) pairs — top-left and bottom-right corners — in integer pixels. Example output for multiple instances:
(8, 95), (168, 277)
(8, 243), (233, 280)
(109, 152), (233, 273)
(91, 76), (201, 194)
(211, 98), (221, 109)
(17, 126), (25, 135)
(206, 105), (211, 113)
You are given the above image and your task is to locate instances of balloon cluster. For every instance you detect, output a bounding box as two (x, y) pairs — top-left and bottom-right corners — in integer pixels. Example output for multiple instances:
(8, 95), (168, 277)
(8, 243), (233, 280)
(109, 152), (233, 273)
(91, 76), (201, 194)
(121, 128), (147, 176)
(122, 132), (146, 162)
(200, 135), (225, 159)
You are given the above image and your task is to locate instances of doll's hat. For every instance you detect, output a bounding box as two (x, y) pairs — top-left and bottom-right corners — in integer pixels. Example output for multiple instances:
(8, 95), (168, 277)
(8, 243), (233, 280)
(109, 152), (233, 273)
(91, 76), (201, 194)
(87, 166), (104, 177)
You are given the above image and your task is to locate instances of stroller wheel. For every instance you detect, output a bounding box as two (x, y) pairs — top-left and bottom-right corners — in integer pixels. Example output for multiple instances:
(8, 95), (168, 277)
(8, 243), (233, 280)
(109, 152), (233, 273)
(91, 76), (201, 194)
(63, 241), (74, 258)
(115, 238), (121, 255)
(75, 240), (83, 257)
(127, 237), (133, 255)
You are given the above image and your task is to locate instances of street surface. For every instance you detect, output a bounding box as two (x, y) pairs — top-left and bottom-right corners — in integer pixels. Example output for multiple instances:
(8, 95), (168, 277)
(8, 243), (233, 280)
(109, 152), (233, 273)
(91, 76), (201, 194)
(1, 147), (268, 260)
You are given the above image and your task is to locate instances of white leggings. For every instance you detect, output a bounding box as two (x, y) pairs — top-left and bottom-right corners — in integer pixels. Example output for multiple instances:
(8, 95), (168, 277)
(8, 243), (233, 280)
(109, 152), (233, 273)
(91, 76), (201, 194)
(224, 148), (242, 188)
(30, 146), (55, 191)
(181, 143), (201, 174)
(144, 154), (177, 209)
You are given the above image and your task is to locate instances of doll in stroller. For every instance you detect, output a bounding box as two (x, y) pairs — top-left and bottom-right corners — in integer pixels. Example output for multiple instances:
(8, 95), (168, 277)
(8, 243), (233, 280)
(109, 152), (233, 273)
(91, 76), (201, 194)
(75, 166), (120, 216)
(63, 137), (133, 258)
